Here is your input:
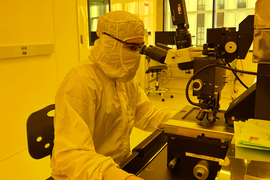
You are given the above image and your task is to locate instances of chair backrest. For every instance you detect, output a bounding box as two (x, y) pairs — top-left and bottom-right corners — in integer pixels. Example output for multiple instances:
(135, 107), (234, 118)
(26, 104), (55, 159)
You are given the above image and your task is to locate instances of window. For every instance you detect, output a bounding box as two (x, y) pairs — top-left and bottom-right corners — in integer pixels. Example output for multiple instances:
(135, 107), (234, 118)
(197, 0), (205, 11)
(88, 0), (110, 46)
(163, 0), (255, 47)
(216, 12), (224, 28)
(197, 14), (205, 47)
(217, 0), (224, 10)
(238, 0), (246, 8)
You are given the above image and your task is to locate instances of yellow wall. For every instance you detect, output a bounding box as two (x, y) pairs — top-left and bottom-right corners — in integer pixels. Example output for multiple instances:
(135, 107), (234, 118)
(0, 0), (56, 162)
(0, 0), (80, 179)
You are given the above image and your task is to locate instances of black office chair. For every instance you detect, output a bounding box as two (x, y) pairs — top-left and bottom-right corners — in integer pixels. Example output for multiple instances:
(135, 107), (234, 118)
(145, 65), (173, 101)
(26, 104), (55, 180)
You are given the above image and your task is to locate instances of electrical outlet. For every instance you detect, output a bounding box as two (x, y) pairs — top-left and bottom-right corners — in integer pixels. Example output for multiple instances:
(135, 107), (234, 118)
(0, 44), (54, 59)
(13, 45), (35, 56)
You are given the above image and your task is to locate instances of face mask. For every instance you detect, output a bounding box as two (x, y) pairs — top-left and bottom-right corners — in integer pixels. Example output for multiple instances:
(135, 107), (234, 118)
(91, 36), (142, 82)
(117, 48), (141, 83)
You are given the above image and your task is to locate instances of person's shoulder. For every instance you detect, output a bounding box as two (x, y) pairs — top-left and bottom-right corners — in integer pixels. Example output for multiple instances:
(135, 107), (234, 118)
(69, 59), (99, 78)
(76, 59), (97, 72)
(60, 59), (102, 89)
(60, 59), (99, 84)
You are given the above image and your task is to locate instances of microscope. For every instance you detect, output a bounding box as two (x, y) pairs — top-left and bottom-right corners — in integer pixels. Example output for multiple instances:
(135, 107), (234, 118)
(140, 0), (255, 124)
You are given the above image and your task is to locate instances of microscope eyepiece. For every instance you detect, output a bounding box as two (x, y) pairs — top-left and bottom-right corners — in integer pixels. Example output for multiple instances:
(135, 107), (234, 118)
(139, 44), (168, 64)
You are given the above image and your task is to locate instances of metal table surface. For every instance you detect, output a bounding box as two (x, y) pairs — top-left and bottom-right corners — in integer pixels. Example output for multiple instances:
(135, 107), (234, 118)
(121, 106), (270, 180)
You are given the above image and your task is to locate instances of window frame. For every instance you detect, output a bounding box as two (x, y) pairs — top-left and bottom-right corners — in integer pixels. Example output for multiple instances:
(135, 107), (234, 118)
(163, 0), (255, 48)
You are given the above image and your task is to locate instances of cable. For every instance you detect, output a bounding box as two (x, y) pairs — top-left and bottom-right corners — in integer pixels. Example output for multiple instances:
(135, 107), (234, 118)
(217, 55), (249, 89)
(161, 65), (172, 85)
(226, 62), (248, 89)
(185, 63), (257, 106)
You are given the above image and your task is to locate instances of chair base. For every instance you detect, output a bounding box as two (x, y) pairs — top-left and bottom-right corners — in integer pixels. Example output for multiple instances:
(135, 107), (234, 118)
(146, 87), (174, 102)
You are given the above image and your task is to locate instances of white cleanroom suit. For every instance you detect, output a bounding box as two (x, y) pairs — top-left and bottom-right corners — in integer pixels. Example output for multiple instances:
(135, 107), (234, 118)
(50, 11), (175, 180)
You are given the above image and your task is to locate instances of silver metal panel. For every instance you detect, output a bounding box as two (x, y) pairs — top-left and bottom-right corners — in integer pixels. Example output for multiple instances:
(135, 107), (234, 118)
(253, 30), (270, 63)
(164, 105), (234, 142)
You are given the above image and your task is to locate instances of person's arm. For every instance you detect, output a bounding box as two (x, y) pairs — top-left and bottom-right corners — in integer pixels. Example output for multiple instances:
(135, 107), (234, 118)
(134, 85), (177, 131)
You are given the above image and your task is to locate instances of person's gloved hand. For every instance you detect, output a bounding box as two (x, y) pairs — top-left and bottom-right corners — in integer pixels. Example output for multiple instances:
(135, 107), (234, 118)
(126, 175), (144, 180)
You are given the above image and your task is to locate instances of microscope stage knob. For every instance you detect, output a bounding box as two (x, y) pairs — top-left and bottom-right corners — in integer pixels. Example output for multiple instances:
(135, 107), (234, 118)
(193, 160), (210, 180)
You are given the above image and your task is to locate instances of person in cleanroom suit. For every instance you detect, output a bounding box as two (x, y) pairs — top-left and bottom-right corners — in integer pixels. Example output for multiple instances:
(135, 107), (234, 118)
(50, 11), (176, 180)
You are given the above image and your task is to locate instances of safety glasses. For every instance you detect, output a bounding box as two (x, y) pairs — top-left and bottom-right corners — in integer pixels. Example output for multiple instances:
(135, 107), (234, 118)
(102, 32), (144, 51)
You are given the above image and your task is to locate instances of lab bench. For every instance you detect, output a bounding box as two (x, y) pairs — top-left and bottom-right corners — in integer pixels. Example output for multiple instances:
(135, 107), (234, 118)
(121, 106), (270, 180)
